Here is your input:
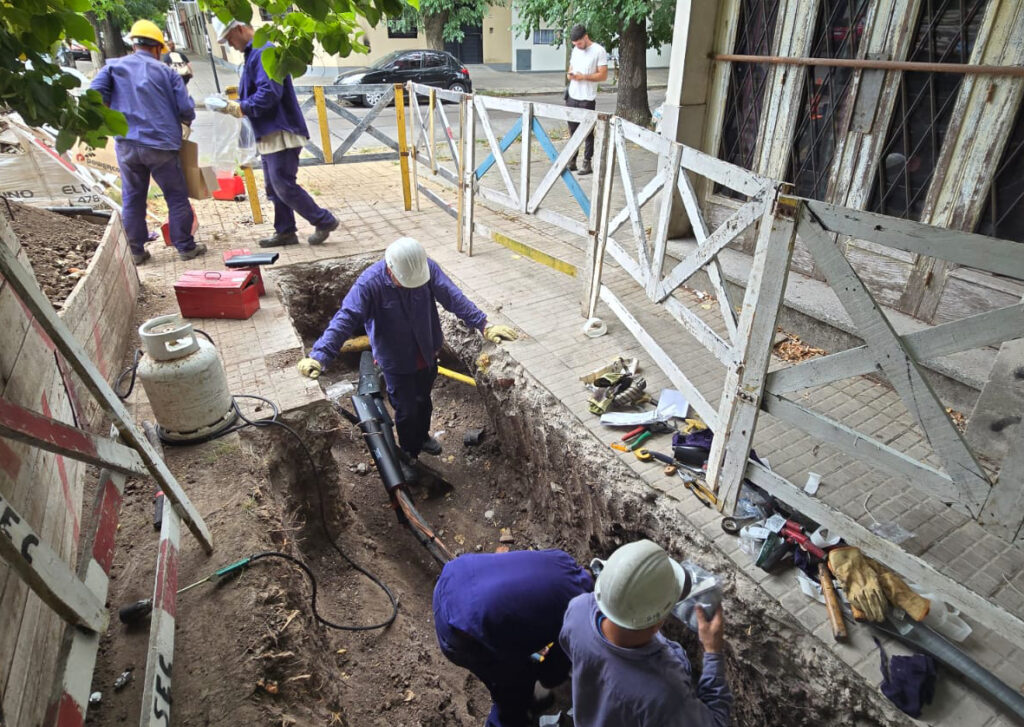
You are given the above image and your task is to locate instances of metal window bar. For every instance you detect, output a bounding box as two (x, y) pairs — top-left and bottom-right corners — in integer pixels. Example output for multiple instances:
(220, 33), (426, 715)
(976, 102), (1024, 243)
(717, 0), (781, 199)
(868, 0), (989, 220)
(787, 0), (870, 200)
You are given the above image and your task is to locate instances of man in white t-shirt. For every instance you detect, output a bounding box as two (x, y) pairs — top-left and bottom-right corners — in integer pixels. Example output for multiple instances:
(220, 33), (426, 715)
(565, 24), (608, 175)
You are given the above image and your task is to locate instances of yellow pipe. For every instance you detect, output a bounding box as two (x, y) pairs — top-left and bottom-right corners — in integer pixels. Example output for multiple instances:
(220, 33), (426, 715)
(340, 337), (476, 387)
(438, 365), (476, 387)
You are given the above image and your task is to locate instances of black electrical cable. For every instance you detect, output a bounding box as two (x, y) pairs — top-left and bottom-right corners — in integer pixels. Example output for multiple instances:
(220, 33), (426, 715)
(117, 327), (397, 629)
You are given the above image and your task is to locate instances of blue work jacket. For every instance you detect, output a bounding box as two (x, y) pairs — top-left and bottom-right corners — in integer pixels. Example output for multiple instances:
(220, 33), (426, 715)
(434, 550), (594, 658)
(90, 51), (195, 150)
(238, 42), (309, 140)
(311, 259), (487, 375)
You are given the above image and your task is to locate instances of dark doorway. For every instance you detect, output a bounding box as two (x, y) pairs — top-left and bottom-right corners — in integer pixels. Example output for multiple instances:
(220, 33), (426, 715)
(445, 24), (483, 64)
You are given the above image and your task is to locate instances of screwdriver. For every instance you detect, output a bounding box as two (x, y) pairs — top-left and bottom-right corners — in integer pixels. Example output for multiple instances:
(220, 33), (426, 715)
(118, 557), (254, 624)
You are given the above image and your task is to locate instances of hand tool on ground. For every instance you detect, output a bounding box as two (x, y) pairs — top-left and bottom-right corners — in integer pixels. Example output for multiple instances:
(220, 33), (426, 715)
(609, 442), (629, 452)
(818, 562), (848, 641)
(678, 469), (717, 508)
(633, 448), (674, 465)
(621, 425), (647, 441)
(626, 431), (652, 450)
(118, 556), (255, 623)
(779, 520), (826, 560)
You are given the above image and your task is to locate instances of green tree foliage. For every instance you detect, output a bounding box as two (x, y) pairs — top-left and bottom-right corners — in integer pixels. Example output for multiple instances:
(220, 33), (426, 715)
(387, 0), (495, 52)
(514, 0), (674, 125)
(201, 0), (420, 82)
(0, 0), (127, 151)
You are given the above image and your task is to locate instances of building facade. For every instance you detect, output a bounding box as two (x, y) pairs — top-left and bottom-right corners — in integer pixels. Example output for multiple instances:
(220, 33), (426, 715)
(664, 0), (1024, 327)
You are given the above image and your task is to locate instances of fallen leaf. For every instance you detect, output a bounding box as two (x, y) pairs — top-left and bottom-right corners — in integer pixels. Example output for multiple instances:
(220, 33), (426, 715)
(403, 689), (416, 702)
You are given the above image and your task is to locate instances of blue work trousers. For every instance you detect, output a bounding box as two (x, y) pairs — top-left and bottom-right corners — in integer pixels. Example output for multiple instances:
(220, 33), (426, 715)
(116, 141), (196, 254)
(384, 366), (436, 458)
(435, 618), (570, 727)
(261, 147), (336, 235)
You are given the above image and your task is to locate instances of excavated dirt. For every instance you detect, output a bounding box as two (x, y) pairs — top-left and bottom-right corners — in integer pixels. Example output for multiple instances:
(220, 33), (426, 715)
(87, 254), (914, 727)
(1, 201), (105, 306)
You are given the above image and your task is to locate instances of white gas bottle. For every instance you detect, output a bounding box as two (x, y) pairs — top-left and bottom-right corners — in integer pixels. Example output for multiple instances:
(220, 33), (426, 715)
(136, 315), (237, 442)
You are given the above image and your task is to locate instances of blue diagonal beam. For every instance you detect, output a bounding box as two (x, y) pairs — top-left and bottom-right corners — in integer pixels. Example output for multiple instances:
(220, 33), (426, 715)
(531, 118), (590, 216)
(475, 118), (523, 180)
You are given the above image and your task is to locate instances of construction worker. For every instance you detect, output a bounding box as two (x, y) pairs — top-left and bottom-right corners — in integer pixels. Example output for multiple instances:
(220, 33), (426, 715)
(90, 20), (205, 265)
(559, 539), (733, 727)
(433, 549), (594, 727)
(296, 238), (516, 473)
(212, 18), (339, 248)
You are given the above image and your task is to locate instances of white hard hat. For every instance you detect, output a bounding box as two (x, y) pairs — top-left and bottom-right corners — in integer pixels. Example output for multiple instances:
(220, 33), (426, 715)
(213, 17), (245, 44)
(593, 539), (690, 630)
(384, 237), (430, 288)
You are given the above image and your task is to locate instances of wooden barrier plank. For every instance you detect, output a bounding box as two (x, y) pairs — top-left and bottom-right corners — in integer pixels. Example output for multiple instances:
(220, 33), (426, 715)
(0, 236), (213, 553)
(0, 397), (148, 476)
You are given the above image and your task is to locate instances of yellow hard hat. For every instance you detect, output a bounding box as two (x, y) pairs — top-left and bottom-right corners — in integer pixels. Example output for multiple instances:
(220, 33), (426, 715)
(128, 19), (167, 53)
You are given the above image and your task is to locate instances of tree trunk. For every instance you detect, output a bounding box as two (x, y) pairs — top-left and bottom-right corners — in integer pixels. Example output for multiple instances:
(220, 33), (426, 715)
(615, 17), (651, 127)
(422, 12), (448, 51)
(101, 15), (127, 59)
(85, 12), (106, 66)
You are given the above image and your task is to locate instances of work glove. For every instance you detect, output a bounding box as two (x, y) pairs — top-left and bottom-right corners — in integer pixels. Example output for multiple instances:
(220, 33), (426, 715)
(224, 100), (244, 118)
(483, 324), (517, 343)
(871, 560), (931, 622)
(297, 357), (322, 379)
(181, 122), (192, 141)
(827, 546), (888, 622)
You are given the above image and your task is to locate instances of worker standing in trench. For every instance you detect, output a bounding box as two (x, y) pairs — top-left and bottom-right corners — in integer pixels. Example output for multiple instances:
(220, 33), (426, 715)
(296, 238), (517, 477)
(433, 549), (594, 727)
(560, 539), (733, 727)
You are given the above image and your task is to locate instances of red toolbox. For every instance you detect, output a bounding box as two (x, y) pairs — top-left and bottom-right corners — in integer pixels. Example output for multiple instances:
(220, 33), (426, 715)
(174, 269), (260, 320)
(222, 248), (265, 296)
(162, 206), (199, 246)
(213, 174), (246, 201)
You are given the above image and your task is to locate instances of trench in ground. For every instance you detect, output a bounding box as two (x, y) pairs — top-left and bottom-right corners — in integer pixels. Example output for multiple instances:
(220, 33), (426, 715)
(264, 254), (914, 727)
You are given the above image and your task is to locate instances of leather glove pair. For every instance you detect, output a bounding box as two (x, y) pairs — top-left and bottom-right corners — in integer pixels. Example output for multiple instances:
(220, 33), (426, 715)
(297, 357), (322, 379)
(483, 324), (517, 343)
(827, 547), (930, 622)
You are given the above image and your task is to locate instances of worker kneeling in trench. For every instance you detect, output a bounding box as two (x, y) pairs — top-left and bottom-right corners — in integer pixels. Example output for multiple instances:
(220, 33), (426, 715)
(432, 541), (732, 727)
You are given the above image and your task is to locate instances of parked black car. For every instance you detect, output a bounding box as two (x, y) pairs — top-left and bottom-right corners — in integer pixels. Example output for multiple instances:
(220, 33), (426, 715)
(333, 50), (472, 106)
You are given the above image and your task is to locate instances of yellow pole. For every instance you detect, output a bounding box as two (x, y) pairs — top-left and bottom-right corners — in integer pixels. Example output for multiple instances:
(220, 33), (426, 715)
(395, 83), (412, 211)
(314, 86), (333, 164)
(437, 365), (476, 387)
(225, 85), (263, 224)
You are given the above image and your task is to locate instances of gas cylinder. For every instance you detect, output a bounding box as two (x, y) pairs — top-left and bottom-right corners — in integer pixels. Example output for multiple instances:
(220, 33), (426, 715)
(136, 315), (237, 442)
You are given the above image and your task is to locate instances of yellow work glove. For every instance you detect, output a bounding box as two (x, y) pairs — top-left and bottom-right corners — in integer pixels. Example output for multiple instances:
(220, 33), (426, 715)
(484, 324), (517, 343)
(297, 357), (322, 379)
(224, 100), (243, 118)
(870, 560), (930, 622)
(827, 547), (888, 622)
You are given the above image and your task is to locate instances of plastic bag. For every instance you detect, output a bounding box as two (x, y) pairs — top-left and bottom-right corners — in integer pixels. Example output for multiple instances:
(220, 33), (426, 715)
(671, 561), (722, 633)
(191, 108), (257, 175)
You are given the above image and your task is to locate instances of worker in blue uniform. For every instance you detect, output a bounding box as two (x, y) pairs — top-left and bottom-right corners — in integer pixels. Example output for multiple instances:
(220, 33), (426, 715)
(90, 20), (205, 265)
(433, 549), (594, 727)
(297, 238), (516, 472)
(213, 19), (339, 248)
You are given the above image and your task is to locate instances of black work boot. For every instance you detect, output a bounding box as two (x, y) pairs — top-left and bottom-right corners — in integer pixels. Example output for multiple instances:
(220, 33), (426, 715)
(258, 231), (299, 248)
(400, 457), (419, 483)
(132, 249), (151, 265)
(567, 156), (578, 172)
(308, 218), (339, 245)
(420, 436), (442, 457)
(578, 158), (593, 176)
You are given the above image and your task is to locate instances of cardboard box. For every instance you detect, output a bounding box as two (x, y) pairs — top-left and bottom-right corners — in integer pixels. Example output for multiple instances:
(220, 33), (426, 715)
(180, 140), (217, 200)
(71, 136), (119, 176)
